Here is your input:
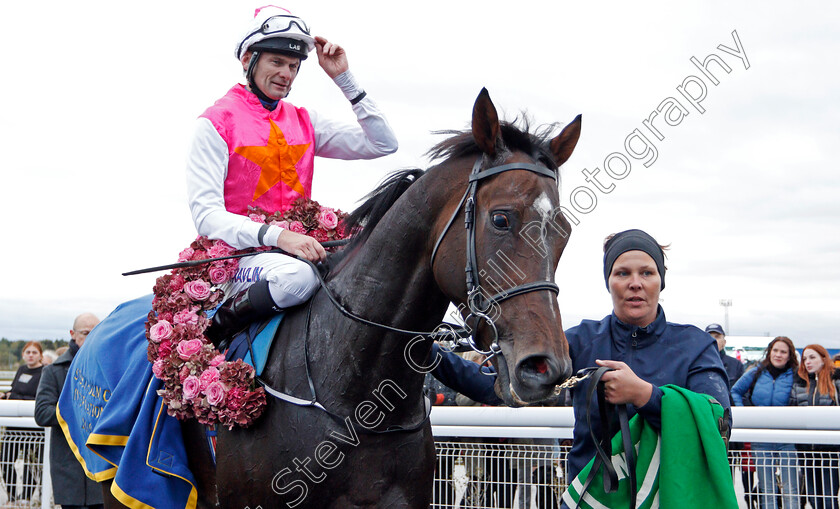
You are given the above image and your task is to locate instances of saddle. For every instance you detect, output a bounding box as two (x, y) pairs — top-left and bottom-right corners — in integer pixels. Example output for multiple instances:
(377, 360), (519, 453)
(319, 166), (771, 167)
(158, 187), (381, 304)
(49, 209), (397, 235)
(224, 313), (285, 376)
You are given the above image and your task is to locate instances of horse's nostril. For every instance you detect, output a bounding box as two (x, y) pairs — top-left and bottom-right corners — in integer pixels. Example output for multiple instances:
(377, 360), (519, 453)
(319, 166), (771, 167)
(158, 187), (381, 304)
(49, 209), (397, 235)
(519, 355), (556, 382)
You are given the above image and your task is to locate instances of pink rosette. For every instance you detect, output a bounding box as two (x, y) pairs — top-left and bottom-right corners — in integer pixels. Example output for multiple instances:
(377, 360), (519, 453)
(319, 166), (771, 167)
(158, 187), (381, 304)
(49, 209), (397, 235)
(199, 367), (220, 391)
(271, 220), (290, 230)
(177, 247), (195, 262)
(183, 376), (201, 400)
(149, 320), (173, 343)
(289, 221), (306, 234)
(206, 381), (227, 407)
(183, 280), (211, 301)
(248, 213), (266, 224)
(209, 265), (230, 285)
(210, 354), (226, 367)
(176, 339), (204, 360)
(173, 306), (199, 326)
(317, 208), (339, 230)
(152, 359), (166, 379)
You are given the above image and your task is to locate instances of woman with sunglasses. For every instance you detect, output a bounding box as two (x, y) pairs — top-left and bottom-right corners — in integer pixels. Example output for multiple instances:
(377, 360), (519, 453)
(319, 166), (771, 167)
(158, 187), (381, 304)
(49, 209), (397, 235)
(186, 6), (399, 345)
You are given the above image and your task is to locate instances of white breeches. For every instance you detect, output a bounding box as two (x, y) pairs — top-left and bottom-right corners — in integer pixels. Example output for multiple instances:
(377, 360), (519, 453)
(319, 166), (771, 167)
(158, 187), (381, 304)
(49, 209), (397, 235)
(221, 252), (319, 308)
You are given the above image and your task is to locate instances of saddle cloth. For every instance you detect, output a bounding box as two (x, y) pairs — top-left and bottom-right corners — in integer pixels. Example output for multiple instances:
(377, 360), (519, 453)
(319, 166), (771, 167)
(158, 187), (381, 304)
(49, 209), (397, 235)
(57, 294), (283, 509)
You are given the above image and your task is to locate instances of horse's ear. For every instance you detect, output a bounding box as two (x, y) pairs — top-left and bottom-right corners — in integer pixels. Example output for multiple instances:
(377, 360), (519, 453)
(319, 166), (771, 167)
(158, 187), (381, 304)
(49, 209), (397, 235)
(472, 88), (502, 157)
(550, 114), (582, 167)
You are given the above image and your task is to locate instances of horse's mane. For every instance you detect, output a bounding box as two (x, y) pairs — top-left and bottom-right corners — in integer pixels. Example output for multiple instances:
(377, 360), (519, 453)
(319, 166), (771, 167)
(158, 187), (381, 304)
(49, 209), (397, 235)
(327, 119), (561, 274)
(325, 169), (426, 274)
(426, 118), (562, 171)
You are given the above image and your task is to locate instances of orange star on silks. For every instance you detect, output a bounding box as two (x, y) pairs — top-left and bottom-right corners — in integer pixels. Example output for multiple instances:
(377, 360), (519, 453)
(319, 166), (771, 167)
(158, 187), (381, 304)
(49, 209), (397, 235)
(234, 119), (311, 201)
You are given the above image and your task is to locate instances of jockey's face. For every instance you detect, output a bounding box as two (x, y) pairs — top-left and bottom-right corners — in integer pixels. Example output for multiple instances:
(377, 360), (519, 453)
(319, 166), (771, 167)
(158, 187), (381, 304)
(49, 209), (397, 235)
(244, 51), (300, 100)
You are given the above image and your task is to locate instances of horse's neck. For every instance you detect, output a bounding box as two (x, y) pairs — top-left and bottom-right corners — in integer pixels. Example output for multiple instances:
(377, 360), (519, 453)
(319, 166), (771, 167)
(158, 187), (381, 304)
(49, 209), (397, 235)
(313, 175), (455, 410)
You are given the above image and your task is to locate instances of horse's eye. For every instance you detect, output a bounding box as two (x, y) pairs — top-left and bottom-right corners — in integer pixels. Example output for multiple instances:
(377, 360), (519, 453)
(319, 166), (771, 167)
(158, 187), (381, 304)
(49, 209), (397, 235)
(491, 212), (511, 230)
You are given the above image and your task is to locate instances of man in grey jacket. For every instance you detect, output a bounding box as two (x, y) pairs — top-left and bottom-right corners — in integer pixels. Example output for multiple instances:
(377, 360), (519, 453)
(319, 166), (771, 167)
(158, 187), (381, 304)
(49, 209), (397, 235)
(35, 313), (104, 509)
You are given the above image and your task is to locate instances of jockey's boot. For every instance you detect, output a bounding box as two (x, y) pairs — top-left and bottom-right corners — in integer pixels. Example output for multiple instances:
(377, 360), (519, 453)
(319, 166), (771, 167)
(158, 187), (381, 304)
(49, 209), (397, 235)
(205, 279), (281, 350)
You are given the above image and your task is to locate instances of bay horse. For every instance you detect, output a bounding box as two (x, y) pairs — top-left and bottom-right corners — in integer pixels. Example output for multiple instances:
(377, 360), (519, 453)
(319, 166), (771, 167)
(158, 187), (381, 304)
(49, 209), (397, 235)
(108, 88), (581, 508)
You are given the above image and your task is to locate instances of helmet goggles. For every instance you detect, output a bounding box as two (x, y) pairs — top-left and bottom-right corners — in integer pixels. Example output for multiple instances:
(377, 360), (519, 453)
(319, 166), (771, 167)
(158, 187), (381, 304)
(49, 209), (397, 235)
(236, 12), (315, 60)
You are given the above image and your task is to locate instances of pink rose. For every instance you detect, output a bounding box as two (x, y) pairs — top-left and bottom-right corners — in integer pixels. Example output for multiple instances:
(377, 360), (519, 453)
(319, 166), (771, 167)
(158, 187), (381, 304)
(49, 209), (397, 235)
(210, 354), (226, 367)
(149, 320), (173, 343)
(183, 376), (201, 400)
(208, 242), (234, 259)
(199, 368), (220, 391)
(176, 339), (204, 360)
(271, 220), (290, 230)
(317, 208), (339, 230)
(248, 213), (266, 224)
(289, 221), (306, 234)
(174, 306), (199, 326)
(152, 359), (166, 379)
(209, 265), (230, 285)
(177, 247), (195, 262)
(206, 381), (227, 406)
(183, 280), (211, 301)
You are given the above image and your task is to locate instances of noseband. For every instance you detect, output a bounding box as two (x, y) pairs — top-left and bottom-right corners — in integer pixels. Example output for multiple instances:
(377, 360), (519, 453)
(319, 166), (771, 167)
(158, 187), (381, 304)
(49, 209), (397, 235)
(430, 155), (561, 365)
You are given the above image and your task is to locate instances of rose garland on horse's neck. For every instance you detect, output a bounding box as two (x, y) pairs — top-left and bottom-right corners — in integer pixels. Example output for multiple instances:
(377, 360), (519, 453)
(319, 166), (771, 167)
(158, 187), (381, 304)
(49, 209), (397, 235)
(145, 199), (347, 428)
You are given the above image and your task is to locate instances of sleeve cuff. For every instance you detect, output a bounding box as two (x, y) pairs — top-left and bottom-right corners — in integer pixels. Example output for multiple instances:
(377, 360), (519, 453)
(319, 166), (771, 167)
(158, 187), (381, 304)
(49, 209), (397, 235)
(636, 385), (663, 424)
(262, 225), (283, 247)
(333, 70), (363, 101)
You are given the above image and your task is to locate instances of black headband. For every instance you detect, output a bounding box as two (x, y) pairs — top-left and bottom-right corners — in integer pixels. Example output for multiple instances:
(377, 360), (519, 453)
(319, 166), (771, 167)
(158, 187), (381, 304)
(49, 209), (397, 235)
(603, 229), (665, 290)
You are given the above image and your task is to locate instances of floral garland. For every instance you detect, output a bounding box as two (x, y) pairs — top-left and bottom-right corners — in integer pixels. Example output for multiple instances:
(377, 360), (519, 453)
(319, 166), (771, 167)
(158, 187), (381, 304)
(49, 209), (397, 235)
(146, 198), (348, 428)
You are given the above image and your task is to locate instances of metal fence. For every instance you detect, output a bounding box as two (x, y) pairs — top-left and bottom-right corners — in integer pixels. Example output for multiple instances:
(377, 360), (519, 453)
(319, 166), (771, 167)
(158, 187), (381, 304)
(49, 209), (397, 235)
(431, 440), (840, 509)
(1, 403), (839, 509)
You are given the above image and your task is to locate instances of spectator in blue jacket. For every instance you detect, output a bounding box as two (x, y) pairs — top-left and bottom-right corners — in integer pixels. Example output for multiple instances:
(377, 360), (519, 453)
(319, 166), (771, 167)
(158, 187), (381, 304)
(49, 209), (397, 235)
(731, 336), (799, 509)
(429, 229), (731, 493)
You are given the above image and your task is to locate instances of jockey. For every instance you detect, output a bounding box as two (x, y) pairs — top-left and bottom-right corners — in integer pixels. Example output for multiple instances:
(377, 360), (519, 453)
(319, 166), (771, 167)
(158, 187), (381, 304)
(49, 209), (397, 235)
(186, 6), (398, 346)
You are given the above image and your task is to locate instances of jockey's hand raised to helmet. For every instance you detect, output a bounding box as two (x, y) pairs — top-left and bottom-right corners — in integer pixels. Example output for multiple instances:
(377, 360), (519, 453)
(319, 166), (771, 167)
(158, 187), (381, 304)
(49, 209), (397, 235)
(315, 36), (349, 79)
(278, 230), (327, 263)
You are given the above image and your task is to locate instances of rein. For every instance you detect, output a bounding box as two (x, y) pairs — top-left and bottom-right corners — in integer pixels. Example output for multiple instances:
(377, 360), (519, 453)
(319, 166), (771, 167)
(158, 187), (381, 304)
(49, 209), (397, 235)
(571, 366), (637, 509)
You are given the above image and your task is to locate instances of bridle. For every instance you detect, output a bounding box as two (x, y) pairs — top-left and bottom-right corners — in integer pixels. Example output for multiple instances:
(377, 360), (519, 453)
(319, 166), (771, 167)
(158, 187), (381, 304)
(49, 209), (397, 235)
(429, 155), (561, 378)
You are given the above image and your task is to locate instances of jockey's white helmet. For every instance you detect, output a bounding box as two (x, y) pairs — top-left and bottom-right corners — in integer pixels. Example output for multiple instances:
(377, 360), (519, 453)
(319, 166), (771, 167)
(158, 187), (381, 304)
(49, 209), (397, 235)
(235, 6), (315, 61)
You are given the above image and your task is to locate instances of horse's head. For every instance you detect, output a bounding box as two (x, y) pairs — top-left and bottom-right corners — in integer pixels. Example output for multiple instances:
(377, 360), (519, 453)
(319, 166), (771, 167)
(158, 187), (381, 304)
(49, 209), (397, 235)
(430, 88), (581, 405)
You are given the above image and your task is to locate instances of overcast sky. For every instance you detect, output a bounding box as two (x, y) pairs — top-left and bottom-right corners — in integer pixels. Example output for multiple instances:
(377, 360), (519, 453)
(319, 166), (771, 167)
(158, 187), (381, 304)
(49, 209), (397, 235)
(1, 1), (838, 348)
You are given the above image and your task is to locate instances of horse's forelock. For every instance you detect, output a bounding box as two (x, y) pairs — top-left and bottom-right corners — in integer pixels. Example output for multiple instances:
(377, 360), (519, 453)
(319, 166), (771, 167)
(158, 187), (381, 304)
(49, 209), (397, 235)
(427, 118), (563, 171)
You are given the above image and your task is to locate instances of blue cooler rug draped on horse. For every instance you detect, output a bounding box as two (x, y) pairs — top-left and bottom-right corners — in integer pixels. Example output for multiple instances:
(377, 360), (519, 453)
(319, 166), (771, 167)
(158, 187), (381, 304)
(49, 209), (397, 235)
(58, 295), (198, 509)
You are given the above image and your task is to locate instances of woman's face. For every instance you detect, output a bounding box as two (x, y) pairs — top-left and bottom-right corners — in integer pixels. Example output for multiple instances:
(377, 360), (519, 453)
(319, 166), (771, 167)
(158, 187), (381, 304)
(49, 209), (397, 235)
(22, 346), (42, 368)
(802, 348), (824, 374)
(769, 341), (791, 369)
(608, 250), (661, 327)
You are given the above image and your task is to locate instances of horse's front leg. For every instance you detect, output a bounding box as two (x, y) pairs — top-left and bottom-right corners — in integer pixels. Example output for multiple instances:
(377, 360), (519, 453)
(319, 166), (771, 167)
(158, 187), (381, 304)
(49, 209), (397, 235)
(181, 418), (218, 508)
